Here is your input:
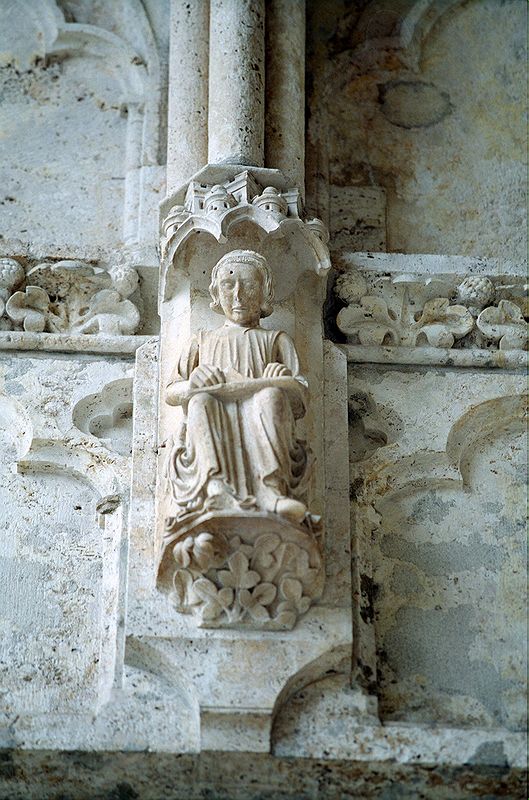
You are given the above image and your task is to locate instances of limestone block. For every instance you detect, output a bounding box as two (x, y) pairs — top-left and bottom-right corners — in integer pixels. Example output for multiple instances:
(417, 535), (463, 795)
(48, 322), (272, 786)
(347, 364), (527, 731)
(0, 350), (135, 718)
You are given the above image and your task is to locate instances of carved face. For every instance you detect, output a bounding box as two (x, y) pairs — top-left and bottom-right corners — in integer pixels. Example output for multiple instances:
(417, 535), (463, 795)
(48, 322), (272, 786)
(216, 262), (264, 326)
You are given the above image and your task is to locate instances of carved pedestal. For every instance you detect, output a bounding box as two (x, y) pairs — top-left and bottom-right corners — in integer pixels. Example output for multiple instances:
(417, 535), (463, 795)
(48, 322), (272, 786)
(159, 511), (324, 630)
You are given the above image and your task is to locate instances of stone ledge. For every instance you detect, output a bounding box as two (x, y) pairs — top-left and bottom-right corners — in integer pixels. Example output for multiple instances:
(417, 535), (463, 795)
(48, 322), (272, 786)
(0, 332), (156, 356)
(342, 344), (528, 370)
(0, 747), (525, 799)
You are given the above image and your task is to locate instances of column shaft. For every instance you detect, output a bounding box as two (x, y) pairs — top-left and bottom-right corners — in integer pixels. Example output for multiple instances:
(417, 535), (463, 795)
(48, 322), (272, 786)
(166, 0), (209, 195)
(208, 0), (265, 166)
(265, 0), (306, 194)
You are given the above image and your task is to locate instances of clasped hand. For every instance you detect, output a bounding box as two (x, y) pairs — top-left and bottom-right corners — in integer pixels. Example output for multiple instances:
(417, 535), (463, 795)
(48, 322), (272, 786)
(189, 362), (292, 390)
(262, 362), (292, 378)
(189, 365), (226, 390)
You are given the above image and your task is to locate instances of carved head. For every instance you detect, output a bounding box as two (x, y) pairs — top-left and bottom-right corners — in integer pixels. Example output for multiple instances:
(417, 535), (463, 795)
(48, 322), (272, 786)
(209, 250), (275, 324)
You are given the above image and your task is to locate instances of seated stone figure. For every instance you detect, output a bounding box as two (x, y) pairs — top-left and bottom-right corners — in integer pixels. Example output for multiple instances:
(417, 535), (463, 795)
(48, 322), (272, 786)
(165, 249), (311, 525)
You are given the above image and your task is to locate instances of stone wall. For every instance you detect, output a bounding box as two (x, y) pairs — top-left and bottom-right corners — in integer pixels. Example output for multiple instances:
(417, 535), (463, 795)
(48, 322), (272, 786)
(0, 1), (527, 798)
(307, 0), (528, 260)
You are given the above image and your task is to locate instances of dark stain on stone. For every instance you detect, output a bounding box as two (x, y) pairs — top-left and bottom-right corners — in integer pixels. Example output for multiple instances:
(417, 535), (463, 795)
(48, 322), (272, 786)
(107, 783), (139, 800)
(349, 477), (364, 501)
(409, 491), (456, 525)
(323, 268), (347, 342)
(360, 573), (379, 624)
(468, 741), (509, 768)
(380, 605), (516, 725)
(378, 80), (453, 129)
(0, 749), (16, 779)
(380, 531), (503, 576)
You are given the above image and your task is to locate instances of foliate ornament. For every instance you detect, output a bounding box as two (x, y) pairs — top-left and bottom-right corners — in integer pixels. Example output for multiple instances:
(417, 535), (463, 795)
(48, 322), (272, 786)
(337, 293), (474, 347)
(457, 276), (495, 311)
(108, 264), (139, 299)
(334, 271), (368, 305)
(6, 286), (51, 332)
(0, 258), (26, 330)
(0, 258), (141, 336)
(74, 289), (140, 335)
(0, 258), (25, 291)
(477, 300), (528, 350)
(167, 525), (323, 629)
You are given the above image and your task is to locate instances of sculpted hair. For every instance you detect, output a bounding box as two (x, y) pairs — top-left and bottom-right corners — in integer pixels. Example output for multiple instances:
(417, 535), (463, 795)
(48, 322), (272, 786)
(209, 250), (275, 318)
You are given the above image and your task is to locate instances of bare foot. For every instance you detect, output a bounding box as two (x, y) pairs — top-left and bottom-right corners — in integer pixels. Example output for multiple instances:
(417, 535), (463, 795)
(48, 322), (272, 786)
(275, 497), (306, 524)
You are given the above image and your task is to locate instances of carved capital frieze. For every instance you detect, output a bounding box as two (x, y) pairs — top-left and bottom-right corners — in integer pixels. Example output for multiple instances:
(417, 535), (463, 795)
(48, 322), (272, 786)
(333, 255), (528, 365)
(0, 258), (141, 336)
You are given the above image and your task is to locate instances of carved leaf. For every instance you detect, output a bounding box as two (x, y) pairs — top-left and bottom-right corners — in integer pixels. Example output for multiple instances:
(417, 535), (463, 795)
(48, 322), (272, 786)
(274, 602), (297, 628)
(172, 569), (194, 606)
(173, 536), (193, 569)
(217, 587), (234, 608)
(218, 551), (260, 589)
(193, 578), (234, 621)
(252, 582), (277, 606)
(336, 296), (397, 345)
(229, 536), (253, 557)
(280, 577), (311, 615)
(193, 577), (219, 601)
(416, 298), (474, 347)
(193, 532), (219, 570)
(291, 548), (320, 588)
(251, 533), (281, 568)
(477, 300), (528, 350)
(75, 289), (140, 335)
(6, 286), (50, 332)
(199, 602), (223, 621)
(280, 577), (303, 604)
(240, 583), (277, 611)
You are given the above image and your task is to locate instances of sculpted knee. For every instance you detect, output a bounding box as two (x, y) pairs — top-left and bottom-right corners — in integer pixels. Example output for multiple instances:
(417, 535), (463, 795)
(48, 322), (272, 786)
(188, 392), (216, 416)
(256, 387), (286, 411)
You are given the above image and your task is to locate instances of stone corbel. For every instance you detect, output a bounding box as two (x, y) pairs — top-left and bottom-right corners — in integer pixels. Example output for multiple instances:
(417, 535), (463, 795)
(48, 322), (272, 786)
(156, 168), (331, 632)
(125, 166), (355, 751)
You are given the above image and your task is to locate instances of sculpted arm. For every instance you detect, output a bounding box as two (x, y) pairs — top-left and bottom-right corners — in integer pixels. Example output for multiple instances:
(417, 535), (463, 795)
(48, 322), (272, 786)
(267, 332), (309, 388)
(165, 335), (228, 406)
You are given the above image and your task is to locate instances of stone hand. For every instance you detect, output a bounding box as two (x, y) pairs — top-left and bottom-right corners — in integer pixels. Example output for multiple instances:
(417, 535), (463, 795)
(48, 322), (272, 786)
(262, 362), (292, 378)
(189, 365), (226, 389)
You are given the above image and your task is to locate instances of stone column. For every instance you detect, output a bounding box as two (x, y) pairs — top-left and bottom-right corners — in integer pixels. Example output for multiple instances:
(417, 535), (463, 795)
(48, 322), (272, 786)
(265, 0), (306, 195)
(166, 0), (209, 195)
(208, 0), (265, 166)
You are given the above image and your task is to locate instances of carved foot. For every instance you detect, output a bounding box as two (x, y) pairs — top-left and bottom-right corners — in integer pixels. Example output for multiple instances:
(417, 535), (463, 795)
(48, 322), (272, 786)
(274, 497), (307, 524)
(205, 479), (256, 512)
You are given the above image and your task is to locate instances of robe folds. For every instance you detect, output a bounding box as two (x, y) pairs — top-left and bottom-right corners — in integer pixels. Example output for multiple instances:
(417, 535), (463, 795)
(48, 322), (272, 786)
(166, 323), (310, 517)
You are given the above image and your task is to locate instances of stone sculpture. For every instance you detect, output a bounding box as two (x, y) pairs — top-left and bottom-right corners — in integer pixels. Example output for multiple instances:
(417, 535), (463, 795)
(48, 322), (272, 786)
(159, 250), (324, 629)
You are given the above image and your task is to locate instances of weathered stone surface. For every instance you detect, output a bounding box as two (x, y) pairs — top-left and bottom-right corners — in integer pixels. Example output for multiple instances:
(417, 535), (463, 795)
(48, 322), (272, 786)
(307, 0), (528, 260)
(347, 364), (527, 731)
(0, 0), (526, 796)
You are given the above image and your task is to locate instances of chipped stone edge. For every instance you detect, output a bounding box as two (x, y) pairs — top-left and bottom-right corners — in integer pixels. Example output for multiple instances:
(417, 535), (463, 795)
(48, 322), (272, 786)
(0, 332), (156, 356)
(342, 344), (528, 370)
